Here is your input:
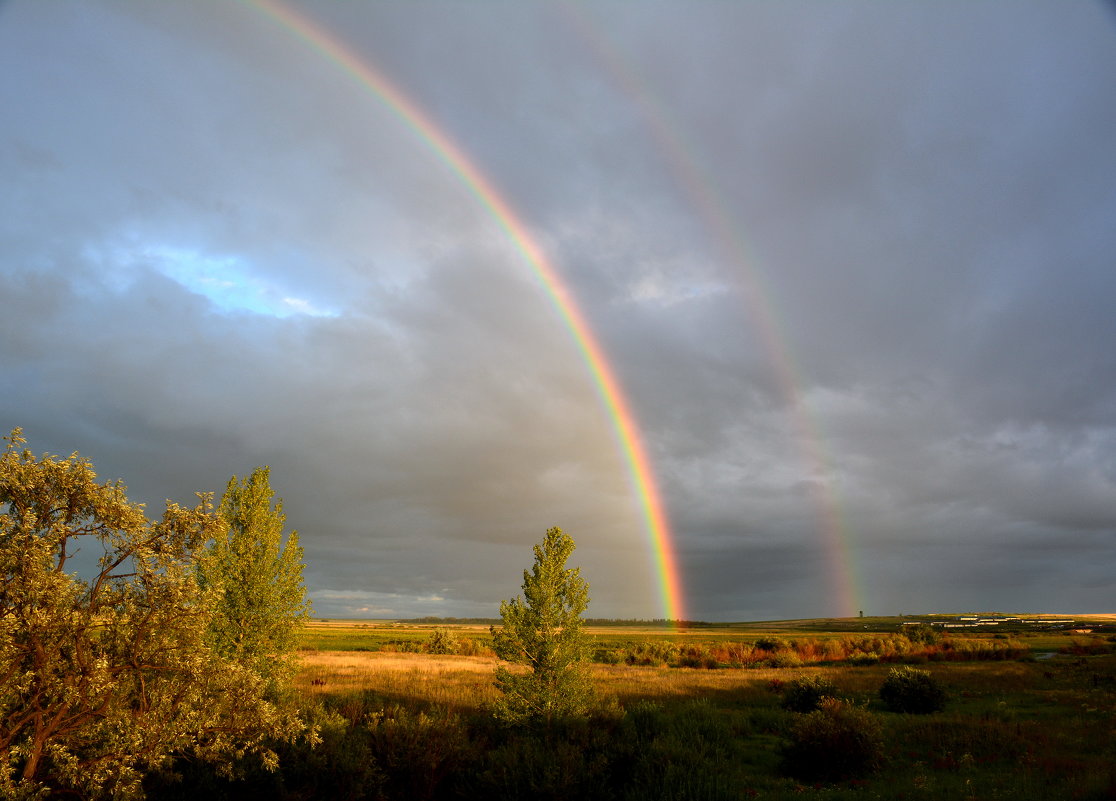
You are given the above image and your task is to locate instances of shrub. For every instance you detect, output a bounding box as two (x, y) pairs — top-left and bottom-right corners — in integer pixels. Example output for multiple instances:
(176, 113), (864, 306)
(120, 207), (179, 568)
(424, 627), (459, 655)
(849, 651), (881, 666)
(625, 641), (679, 667)
(754, 637), (789, 652)
(593, 648), (624, 665)
(879, 666), (947, 713)
(781, 698), (884, 781)
(780, 675), (839, 713)
(474, 714), (618, 801)
(764, 651), (802, 668)
(904, 624), (941, 645)
(455, 636), (491, 657)
(677, 645), (718, 669)
(366, 704), (471, 800)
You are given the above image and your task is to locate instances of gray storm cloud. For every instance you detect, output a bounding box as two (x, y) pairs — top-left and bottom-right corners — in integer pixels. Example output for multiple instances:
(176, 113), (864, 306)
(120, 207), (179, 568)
(2, 1), (1114, 620)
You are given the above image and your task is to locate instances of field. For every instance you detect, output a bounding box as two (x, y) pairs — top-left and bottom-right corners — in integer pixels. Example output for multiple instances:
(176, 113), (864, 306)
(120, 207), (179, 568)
(153, 615), (1116, 800)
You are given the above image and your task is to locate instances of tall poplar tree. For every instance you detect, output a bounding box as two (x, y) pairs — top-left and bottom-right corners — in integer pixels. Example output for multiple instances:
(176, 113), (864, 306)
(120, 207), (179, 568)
(198, 467), (311, 693)
(491, 526), (593, 725)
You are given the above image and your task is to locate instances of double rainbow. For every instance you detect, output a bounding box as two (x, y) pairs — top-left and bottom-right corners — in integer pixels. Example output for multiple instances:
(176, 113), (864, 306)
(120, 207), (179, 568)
(248, 0), (685, 622)
(562, 8), (860, 618)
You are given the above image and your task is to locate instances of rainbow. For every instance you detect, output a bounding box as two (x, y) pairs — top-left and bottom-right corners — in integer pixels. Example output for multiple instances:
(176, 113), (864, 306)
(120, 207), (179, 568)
(561, 7), (859, 618)
(246, 0), (686, 622)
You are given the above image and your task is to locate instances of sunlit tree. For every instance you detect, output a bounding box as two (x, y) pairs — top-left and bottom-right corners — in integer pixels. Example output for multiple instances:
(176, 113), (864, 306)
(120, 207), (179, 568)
(0, 430), (303, 799)
(491, 526), (593, 725)
(197, 466), (311, 694)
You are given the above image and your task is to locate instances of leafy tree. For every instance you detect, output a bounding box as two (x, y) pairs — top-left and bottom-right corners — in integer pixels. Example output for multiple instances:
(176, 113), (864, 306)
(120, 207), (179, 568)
(0, 430), (303, 799)
(197, 466), (311, 693)
(491, 527), (593, 725)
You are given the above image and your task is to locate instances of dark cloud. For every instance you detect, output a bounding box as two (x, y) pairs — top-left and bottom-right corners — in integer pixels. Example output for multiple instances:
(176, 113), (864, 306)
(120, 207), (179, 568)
(3, 1), (1114, 620)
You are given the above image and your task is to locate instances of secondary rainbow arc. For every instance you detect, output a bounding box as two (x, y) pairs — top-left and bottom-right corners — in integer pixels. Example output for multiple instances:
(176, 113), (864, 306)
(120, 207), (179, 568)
(561, 6), (859, 618)
(248, 0), (685, 622)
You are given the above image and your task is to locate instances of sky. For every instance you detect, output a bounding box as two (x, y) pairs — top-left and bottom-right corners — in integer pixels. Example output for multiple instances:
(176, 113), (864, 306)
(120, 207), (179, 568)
(3, 1), (1115, 622)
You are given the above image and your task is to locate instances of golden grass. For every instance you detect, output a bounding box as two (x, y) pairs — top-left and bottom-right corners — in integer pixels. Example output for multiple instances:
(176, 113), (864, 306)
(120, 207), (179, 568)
(295, 651), (505, 710)
(293, 648), (1067, 716)
(292, 650), (905, 711)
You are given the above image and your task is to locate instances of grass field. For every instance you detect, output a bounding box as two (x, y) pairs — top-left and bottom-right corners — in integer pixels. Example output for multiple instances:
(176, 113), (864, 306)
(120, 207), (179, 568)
(152, 615), (1116, 800)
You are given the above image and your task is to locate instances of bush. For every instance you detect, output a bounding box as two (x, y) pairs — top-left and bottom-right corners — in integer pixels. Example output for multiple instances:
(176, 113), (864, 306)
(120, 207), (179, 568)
(781, 698), (884, 781)
(754, 637), (789, 652)
(904, 624), (941, 645)
(677, 645), (718, 669)
(473, 714), (618, 801)
(593, 648), (624, 665)
(624, 641), (679, 667)
(879, 666), (947, 713)
(848, 651), (881, 666)
(780, 676), (839, 713)
(764, 651), (802, 668)
(424, 627), (459, 655)
(366, 704), (471, 800)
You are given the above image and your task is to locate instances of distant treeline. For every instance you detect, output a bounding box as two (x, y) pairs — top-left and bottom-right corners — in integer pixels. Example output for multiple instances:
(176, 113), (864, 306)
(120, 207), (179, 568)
(397, 616), (714, 628)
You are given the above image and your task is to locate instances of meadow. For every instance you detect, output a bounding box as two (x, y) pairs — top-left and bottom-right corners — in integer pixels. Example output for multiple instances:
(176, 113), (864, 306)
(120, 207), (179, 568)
(150, 615), (1116, 800)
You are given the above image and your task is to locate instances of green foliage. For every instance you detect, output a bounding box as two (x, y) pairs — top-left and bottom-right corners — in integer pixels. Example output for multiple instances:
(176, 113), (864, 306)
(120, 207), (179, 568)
(624, 641), (680, 667)
(611, 699), (756, 800)
(424, 627), (460, 655)
(491, 527), (593, 725)
(197, 466), (311, 693)
(780, 675), (839, 713)
(0, 430), (304, 799)
(762, 651), (803, 668)
(879, 666), (948, 713)
(754, 636), (790, 652)
(473, 716), (617, 801)
(366, 704), (471, 801)
(781, 697), (884, 781)
(849, 650), (882, 666)
(904, 623), (941, 645)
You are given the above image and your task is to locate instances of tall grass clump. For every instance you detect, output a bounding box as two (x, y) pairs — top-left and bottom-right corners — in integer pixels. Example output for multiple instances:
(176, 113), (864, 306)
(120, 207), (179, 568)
(879, 666), (947, 713)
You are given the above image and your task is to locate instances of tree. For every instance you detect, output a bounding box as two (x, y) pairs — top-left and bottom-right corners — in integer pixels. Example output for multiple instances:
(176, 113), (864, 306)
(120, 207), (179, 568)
(197, 466), (311, 694)
(491, 526), (593, 725)
(0, 430), (303, 799)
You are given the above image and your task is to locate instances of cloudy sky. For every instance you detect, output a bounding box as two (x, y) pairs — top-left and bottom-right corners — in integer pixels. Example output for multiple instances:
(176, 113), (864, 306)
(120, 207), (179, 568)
(3, 1), (1115, 621)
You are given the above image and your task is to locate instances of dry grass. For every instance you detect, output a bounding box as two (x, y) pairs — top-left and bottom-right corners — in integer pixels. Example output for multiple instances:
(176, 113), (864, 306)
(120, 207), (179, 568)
(295, 651), (506, 711)
(293, 650), (898, 712)
(294, 648), (1065, 716)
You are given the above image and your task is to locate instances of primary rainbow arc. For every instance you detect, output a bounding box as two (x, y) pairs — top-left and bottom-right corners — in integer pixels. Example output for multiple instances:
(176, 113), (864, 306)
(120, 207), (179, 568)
(249, 0), (685, 622)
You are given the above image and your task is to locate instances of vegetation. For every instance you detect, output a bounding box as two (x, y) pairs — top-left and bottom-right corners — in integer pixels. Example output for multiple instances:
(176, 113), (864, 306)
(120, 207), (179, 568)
(150, 642), (1116, 799)
(781, 697), (884, 781)
(0, 430), (307, 799)
(197, 466), (311, 693)
(491, 527), (593, 725)
(8, 431), (1116, 797)
(879, 665), (948, 714)
(779, 675), (840, 713)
